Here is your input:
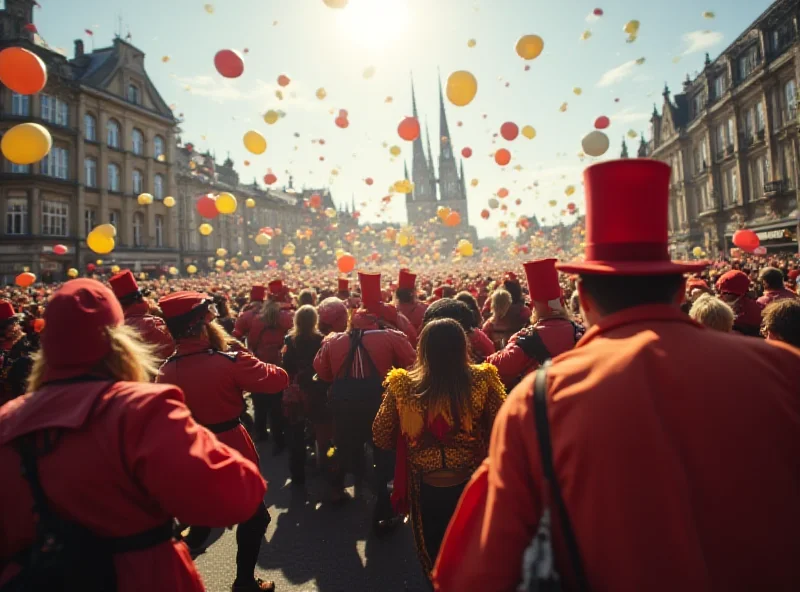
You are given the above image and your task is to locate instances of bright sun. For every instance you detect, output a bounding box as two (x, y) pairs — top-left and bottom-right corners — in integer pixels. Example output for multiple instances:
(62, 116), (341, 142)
(338, 0), (410, 49)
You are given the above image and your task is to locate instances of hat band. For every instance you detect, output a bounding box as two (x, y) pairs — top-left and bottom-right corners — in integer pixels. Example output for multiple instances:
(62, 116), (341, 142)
(585, 241), (670, 262)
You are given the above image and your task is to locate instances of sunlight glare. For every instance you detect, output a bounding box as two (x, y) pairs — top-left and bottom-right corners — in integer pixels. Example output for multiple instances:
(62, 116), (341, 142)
(339, 0), (410, 49)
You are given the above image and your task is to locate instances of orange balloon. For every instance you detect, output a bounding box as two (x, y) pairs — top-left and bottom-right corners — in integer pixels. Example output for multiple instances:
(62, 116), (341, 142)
(277, 74), (291, 87)
(309, 193), (322, 208)
(444, 211), (461, 227)
(335, 116), (349, 129)
(337, 253), (356, 273)
(397, 116), (420, 141)
(365, 177), (374, 186)
(495, 148), (511, 166)
(33, 318), (45, 333)
(0, 47), (47, 95)
(15, 271), (36, 287)
(497, 187), (509, 198)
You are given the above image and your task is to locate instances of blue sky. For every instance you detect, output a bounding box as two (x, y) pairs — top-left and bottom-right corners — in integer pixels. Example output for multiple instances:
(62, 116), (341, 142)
(34, 0), (773, 238)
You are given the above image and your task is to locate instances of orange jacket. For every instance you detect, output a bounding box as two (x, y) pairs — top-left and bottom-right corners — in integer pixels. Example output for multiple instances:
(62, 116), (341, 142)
(435, 304), (800, 592)
(0, 380), (266, 592)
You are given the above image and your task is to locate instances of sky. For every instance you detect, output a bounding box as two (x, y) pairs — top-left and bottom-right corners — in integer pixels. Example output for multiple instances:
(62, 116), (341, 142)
(32, 0), (774, 238)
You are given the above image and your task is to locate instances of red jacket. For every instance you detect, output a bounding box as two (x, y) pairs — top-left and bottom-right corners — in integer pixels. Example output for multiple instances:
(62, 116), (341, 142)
(157, 337), (288, 466)
(732, 297), (765, 336)
(0, 380), (266, 592)
(468, 329), (496, 361)
(245, 311), (294, 365)
(232, 304), (262, 340)
(435, 305), (800, 592)
(482, 304), (530, 349)
(397, 301), (428, 332)
(757, 288), (798, 307)
(123, 302), (175, 362)
(487, 317), (581, 388)
(313, 326), (416, 382)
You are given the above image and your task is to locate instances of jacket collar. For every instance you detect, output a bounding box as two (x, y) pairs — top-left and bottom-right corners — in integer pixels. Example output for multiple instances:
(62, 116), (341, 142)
(578, 304), (702, 348)
(123, 301), (151, 318)
(175, 335), (213, 355)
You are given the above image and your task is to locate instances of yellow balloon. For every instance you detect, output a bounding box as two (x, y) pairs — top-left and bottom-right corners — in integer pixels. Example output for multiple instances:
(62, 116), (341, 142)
(243, 130), (267, 155)
(169, 266), (179, 275)
(446, 70), (478, 107)
(303, 255), (312, 266)
(264, 110), (280, 125)
(457, 239), (474, 257)
(216, 192), (237, 214)
(246, 198), (256, 208)
(516, 34), (544, 60)
(573, 87), (582, 96)
(187, 264), (198, 274)
(215, 259), (225, 268)
(437, 206), (451, 220)
(216, 248), (228, 257)
(94, 223), (117, 238)
(316, 87), (327, 100)
(580, 30), (592, 41)
(253, 255), (262, 263)
(67, 268), (79, 278)
(163, 196), (176, 208)
(397, 233), (409, 247)
(692, 246), (704, 257)
(389, 145), (401, 157)
(467, 38), (477, 48)
(282, 242), (296, 256)
(255, 233), (270, 246)
(137, 193), (153, 205)
(623, 20), (640, 35)
(565, 185), (575, 196)
(521, 125), (536, 140)
(110, 265), (120, 274)
(199, 223), (213, 236)
(1, 122), (52, 164)
(324, 207), (337, 218)
(87, 229), (115, 254)
(471, 178), (479, 187)
(393, 179), (413, 194)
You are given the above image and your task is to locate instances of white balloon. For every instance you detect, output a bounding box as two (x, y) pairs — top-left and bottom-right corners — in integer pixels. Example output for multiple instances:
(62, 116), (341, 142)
(581, 130), (610, 157)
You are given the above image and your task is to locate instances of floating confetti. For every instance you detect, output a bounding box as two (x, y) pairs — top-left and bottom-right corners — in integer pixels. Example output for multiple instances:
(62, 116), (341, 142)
(467, 38), (477, 48)
(559, 102), (568, 112)
(363, 65), (376, 79)
(204, 4), (214, 14)
(703, 11), (715, 19)
(581, 30), (592, 41)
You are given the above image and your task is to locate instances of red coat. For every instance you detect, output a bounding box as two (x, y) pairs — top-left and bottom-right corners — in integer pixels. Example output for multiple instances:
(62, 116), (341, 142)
(124, 303), (175, 361)
(244, 311), (294, 364)
(435, 304), (800, 592)
(313, 327), (416, 382)
(157, 337), (289, 466)
(732, 297), (765, 336)
(486, 317), (581, 388)
(757, 288), (798, 307)
(397, 301), (428, 332)
(232, 304), (261, 340)
(0, 380), (267, 592)
(468, 329), (495, 361)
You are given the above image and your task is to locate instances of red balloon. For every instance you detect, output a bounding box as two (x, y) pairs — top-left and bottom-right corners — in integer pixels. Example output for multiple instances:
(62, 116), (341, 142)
(515, 198), (522, 206)
(53, 244), (68, 255)
(567, 202), (576, 212)
(264, 173), (277, 185)
(495, 148), (511, 166)
(593, 8), (604, 16)
(732, 229), (760, 253)
(335, 116), (349, 129)
(337, 253), (356, 273)
(397, 116), (420, 141)
(197, 194), (219, 219)
(497, 187), (509, 198)
(214, 49), (244, 78)
(309, 193), (322, 208)
(365, 177), (374, 185)
(461, 147), (472, 158)
(277, 74), (291, 87)
(594, 116), (611, 130)
(500, 122), (519, 141)
(86, 263), (96, 272)
(481, 209), (490, 220)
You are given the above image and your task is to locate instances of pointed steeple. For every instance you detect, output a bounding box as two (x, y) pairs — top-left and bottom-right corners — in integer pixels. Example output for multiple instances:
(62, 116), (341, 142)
(637, 134), (648, 157)
(425, 119), (434, 171)
(411, 73), (419, 118)
(351, 193), (356, 212)
(437, 70), (460, 202)
(459, 159), (466, 199)
(408, 73), (436, 221)
(621, 138), (629, 158)
(404, 160), (410, 180)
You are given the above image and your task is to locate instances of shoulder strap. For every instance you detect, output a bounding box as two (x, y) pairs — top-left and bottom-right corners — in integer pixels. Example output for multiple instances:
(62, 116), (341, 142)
(516, 327), (552, 365)
(14, 434), (59, 537)
(533, 364), (590, 592)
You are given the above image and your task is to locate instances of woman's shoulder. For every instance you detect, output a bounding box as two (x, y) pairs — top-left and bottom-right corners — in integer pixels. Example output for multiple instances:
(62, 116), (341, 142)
(383, 367), (412, 392)
(469, 363), (502, 387)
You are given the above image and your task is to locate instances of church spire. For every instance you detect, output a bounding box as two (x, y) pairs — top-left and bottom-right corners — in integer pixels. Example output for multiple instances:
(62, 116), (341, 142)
(437, 70), (460, 201)
(408, 73), (436, 211)
(621, 137), (629, 158)
(351, 193), (356, 213)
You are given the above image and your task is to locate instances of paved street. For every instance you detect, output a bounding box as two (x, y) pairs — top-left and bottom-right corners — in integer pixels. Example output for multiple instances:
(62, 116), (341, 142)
(194, 437), (431, 592)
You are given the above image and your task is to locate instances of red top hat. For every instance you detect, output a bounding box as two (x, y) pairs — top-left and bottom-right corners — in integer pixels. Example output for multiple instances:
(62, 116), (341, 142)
(268, 279), (284, 295)
(715, 270), (750, 296)
(159, 291), (211, 319)
(0, 300), (20, 323)
(250, 285), (266, 302)
(358, 272), (382, 313)
(433, 286), (445, 299)
(109, 270), (139, 300)
(523, 259), (562, 303)
(398, 269), (416, 290)
(338, 278), (349, 293)
(556, 159), (708, 276)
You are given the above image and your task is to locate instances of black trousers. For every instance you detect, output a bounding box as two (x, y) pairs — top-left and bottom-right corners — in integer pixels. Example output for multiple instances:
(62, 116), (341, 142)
(251, 392), (285, 446)
(286, 420), (306, 483)
(419, 481), (467, 564)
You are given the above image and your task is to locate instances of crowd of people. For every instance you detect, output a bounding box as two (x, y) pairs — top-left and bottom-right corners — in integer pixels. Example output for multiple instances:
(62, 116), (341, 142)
(1, 159), (799, 591)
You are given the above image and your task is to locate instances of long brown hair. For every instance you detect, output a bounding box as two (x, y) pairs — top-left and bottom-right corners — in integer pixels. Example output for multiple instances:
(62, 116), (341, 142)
(408, 318), (472, 435)
(289, 305), (322, 340)
(260, 298), (280, 328)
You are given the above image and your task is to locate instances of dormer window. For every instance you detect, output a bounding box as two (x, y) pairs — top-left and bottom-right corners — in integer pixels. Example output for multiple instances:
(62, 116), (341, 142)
(127, 83), (141, 105)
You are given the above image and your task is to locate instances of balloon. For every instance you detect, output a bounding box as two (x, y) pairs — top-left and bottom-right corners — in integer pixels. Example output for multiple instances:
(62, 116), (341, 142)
(15, 272), (36, 287)
(169, 266), (179, 275)
(393, 179), (413, 194)
(186, 264), (198, 274)
(692, 246), (704, 257)
(197, 194), (219, 219)
(216, 248), (228, 257)
(457, 239), (474, 257)
(594, 116), (610, 130)
(444, 211), (461, 227)
(446, 70), (478, 107)
(282, 242), (296, 256)
(461, 147), (472, 158)
(204, 3), (214, 13)
(199, 223), (213, 236)
(573, 87), (583, 96)
(565, 185), (575, 196)
(497, 188), (509, 198)
(243, 130), (267, 155)
(277, 74), (291, 87)
(581, 30), (592, 41)
(337, 253), (356, 273)
(259, 173), (276, 186)
(264, 110), (280, 124)
(495, 148), (511, 166)
(0, 47), (47, 95)
(437, 206), (451, 220)
(214, 49), (244, 78)
(481, 209), (490, 220)
(67, 268), (79, 278)
(255, 233), (270, 245)
(335, 116), (349, 129)
(397, 116), (420, 141)
(548, 200), (557, 207)
(323, 0), (348, 7)
(303, 255), (313, 266)
(515, 34), (544, 60)
(309, 193), (322, 208)
(163, 196), (176, 207)
(53, 244), (67, 255)
(93, 223), (116, 238)
(215, 259), (225, 268)
(753, 246), (767, 256)
(246, 198), (256, 208)
(365, 177), (374, 185)
(732, 229), (759, 253)
(623, 20), (640, 35)
(316, 87), (327, 100)
(137, 193), (153, 205)
(324, 207), (337, 218)
(489, 198), (499, 209)
(521, 125), (536, 140)
(389, 145), (402, 157)
(215, 192), (237, 214)
(87, 229), (115, 254)
(581, 130), (610, 157)
(1, 122), (51, 165)
(703, 11), (715, 19)
(500, 122), (519, 141)
(471, 178), (479, 187)
(593, 8), (604, 16)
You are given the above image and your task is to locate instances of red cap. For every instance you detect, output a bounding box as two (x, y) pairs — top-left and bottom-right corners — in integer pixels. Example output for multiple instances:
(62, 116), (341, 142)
(109, 270), (139, 300)
(268, 279), (284, 295)
(788, 269), (800, 280)
(0, 300), (19, 322)
(41, 279), (124, 382)
(686, 278), (710, 291)
(715, 270), (750, 296)
(159, 291), (211, 319)
(398, 269), (416, 290)
(433, 286), (445, 299)
(557, 160), (708, 276)
(337, 278), (349, 293)
(318, 297), (348, 328)
(250, 285), (266, 302)
(358, 272), (382, 313)
(523, 259), (561, 302)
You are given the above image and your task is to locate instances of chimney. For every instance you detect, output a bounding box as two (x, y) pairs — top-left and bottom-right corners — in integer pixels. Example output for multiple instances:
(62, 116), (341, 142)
(74, 39), (84, 58)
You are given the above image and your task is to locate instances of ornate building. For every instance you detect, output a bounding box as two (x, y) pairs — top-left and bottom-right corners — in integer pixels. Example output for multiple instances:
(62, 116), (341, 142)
(641, 0), (799, 257)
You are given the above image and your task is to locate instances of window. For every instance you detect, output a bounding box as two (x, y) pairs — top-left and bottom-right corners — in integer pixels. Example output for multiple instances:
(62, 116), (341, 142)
(11, 93), (30, 116)
(727, 117), (735, 146)
(41, 147), (68, 179)
(781, 143), (795, 188)
(84, 158), (97, 187)
(84, 113), (96, 141)
(751, 156), (769, 199)
(127, 84), (141, 105)
(713, 76), (726, 99)
(6, 197), (27, 235)
(132, 169), (143, 193)
(107, 119), (121, 148)
(724, 168), (739, 206)
(133, 212), (144, 247)
(131, 128), (144, 155)
(743, 109), (754, 138)
(785, 79), (796, 121)
(153, 173), (164, 199)
(155, 215), (164, 247)
(756, 101), (765, 132)
(42, 201), (69, 237)
(40, 95), (69, 126)
(11, 163), (30, 173)
(84, 208), (96, 236)
(108, 163), (121, 191)
(692, 94), (704, 118)
(109, 210), (119, 228)
(699, 184), (712, 212)
(694, 139), (707, 173)
(731, 169), (738, 203)
(715, 124), (726, 156)
(153, 135), (165, 160)
(738, 45), (759, 81)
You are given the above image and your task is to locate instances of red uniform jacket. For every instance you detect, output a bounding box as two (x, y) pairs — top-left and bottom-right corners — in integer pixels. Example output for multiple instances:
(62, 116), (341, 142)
(435, 304), (800, 592)
(757, 288), (798, 307)
(124, 302), (175, 362)
(313, 327), (416, 382)
(732, 296), (765, 336)
(487, 317), (581, 388)
(157, 337), (289, 466)
(0, 380), (266, 592)
(397, 301), (428, 332)
(482, 304), (530, 349)
(468, 328), (495, 361)
(245, 311), (294, 365)
(232, 304), (261, 340)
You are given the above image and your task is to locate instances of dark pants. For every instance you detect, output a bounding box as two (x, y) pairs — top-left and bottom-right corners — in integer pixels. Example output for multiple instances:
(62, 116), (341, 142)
(252, 392), (285, 447)
(286, 420), (306, 483)
(419, 481), (467, 564)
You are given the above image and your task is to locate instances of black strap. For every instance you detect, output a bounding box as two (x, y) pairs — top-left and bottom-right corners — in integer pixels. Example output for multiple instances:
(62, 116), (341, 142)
(202, 417), (241, 434)
(337, 329), (380, 380)
(533, 364), (590, 592)
(516, 328), (553, 365)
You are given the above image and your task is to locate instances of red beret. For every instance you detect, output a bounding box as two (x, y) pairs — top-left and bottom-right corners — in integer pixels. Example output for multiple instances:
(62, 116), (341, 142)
(159, 291), (211, 319)
(687, 278), (710, 291)
(715, 270), (750, 296)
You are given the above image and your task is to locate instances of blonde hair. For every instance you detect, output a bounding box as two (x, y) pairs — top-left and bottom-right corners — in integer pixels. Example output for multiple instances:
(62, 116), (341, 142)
(260, 298), (281, 328)
(27, 324), (160, 391)
(206, 319), (239, 352)
(689, 294), (735, 332)
(289, 305), (320, 339)
(490, 289), (512, 321)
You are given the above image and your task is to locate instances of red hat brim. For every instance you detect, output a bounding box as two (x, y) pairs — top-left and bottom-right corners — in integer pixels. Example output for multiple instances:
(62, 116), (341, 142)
(556, 259), (710, 276)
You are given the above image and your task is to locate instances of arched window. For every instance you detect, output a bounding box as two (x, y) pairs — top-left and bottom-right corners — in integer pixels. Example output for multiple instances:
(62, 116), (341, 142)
(84, 113), (96, 141)
(153, 135), (165, 160)
(107, 163), (121, 192)
(133, 212), (144, 247)
(131, 128), (144, 155)
(132, 169), (143, 194)
(107, 119), (121, 148)
(153, 173), (164, 199)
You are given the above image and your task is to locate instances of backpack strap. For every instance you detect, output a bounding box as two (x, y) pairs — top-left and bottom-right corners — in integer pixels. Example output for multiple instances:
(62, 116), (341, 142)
(516, 327), (552, 365)
(533, 363), (590, 592)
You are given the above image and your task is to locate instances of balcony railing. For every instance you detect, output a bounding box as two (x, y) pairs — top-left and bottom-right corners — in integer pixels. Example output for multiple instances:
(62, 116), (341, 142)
(764, 179), (787, 195)
(725, 144), (735, 156)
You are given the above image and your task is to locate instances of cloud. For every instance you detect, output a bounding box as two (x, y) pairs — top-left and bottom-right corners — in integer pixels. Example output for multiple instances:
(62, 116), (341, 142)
(174, 75), (326, 113)
(610, 107), (651, 124)
(597, 60), (639, 87)
(681, 30), (724, 56)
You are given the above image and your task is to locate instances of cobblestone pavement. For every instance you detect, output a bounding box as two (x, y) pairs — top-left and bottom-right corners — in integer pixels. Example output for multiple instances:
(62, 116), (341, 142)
(194, 437), (431, 592)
